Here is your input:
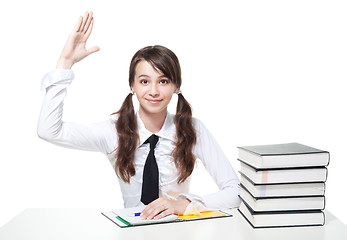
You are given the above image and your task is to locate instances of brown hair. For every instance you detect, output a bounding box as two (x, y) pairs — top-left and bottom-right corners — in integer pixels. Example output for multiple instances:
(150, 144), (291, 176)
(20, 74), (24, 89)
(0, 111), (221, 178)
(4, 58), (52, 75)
(114, 45), (197, 184)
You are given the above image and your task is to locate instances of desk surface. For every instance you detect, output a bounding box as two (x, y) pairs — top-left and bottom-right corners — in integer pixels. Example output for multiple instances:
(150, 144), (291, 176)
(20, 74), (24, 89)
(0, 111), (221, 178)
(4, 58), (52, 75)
(1, 208), (346, 240)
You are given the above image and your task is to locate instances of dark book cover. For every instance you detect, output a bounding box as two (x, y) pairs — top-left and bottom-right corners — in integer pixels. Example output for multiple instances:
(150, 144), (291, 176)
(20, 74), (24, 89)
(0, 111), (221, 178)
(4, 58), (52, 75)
(238, 142), (328, 156)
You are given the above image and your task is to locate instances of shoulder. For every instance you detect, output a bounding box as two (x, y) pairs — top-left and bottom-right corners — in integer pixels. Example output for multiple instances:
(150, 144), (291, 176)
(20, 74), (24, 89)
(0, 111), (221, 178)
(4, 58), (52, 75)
(192, 117), (207, 133)
(110, 112), (119, 123)
(170, 113), (208, 133)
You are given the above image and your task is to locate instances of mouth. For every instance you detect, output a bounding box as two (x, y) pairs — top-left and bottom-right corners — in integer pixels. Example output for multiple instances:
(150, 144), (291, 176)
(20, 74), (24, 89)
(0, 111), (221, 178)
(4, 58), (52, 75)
(146, 99), (163, 104)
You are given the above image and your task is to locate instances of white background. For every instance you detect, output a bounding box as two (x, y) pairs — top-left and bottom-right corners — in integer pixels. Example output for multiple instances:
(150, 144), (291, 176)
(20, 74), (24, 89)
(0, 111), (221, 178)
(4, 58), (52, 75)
(1, 0), (346, 227)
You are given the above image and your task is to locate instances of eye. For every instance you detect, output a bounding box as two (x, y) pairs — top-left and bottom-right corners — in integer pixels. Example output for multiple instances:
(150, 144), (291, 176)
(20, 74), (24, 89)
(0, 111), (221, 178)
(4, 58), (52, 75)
(140, 80), (149, 85)
(159, 79), (170, 85)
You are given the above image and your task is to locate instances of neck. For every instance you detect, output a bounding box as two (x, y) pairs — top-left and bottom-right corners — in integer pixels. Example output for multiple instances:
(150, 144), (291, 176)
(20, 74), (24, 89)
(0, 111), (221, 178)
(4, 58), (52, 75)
(139, 108), (167, 133)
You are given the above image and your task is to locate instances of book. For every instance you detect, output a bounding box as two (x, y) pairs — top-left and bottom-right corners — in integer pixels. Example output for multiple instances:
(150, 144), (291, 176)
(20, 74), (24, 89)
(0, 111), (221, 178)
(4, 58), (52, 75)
(240, 186), (325, 212)
(238, 142), (330, 169)
(238, 200), (325, 228)
(239, 161), (327, 184)
(102, 206), (232, 227)
(240, 174), (326, 198)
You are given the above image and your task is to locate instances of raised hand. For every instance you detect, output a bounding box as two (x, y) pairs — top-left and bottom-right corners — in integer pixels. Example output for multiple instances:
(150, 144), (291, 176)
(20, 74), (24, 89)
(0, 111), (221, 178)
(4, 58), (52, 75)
(56, 11), (100, 69)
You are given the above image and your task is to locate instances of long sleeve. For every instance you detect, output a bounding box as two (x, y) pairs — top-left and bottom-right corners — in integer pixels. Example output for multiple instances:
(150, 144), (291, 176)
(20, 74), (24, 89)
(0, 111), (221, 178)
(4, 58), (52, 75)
(182, 119), (240, 211)
(37, 70), (117, 155)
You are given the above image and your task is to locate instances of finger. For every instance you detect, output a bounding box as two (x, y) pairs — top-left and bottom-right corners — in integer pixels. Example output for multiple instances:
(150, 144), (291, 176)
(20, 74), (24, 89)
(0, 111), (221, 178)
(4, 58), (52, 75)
(80, 11), (90, 32)
(146, 209), (166, 220)
(73, 16), (83, 32)
(85, 17), (95, 39)
(86, 45), (100, 56)
(83, 12), (94, 34)
(140, 200), (163, 219)
(146, 204), (168, 220)
(140, 205), (155, 219)
(153, 209), (174, 220)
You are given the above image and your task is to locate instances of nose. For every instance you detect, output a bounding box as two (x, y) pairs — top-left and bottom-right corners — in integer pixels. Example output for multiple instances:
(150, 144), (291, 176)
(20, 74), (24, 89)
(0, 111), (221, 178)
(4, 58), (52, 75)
(149, 83), (159, 97)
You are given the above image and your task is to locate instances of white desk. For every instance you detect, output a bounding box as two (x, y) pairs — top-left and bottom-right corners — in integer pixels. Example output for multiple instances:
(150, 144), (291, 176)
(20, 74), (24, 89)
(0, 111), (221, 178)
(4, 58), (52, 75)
(1, 208), (346, 240)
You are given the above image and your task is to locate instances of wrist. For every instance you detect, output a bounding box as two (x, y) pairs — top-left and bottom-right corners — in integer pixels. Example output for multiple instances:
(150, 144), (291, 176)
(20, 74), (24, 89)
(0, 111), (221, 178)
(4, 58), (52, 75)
(177, 198), (191, 215)
(56, 57), (74, 70)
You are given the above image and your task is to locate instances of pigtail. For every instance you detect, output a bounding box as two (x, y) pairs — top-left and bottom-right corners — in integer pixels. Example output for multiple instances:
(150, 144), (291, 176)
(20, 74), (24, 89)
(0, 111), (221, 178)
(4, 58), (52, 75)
(114, 93), (139, 183)
(173, 93), (197, 184)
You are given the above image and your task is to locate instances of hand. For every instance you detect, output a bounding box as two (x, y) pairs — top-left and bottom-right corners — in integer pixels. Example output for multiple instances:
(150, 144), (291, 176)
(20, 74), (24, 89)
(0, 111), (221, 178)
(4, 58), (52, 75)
(56, 11), (100, 69)
(140, 197), (190, 220)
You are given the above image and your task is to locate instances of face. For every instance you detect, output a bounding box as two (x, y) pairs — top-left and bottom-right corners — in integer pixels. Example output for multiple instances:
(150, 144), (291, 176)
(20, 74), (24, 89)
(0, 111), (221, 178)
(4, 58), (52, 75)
(132, 60), (178, 117)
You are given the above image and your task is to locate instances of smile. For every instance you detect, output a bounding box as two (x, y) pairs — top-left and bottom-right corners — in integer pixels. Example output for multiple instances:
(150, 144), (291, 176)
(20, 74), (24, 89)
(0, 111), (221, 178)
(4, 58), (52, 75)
(146, 99), (163, 104)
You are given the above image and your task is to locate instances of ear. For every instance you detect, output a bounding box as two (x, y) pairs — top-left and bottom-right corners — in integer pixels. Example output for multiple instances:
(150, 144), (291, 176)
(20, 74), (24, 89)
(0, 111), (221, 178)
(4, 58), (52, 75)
(175, 88), (182, 95)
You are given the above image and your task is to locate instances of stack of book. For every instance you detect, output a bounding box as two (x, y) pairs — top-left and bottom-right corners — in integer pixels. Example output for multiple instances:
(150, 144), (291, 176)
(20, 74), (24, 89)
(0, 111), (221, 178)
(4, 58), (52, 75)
(237, 142), (330, 228)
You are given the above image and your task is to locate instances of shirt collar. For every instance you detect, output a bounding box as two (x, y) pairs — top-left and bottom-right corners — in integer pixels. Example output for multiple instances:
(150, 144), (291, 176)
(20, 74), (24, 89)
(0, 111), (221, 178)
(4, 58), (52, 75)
(137, 111), (176, 147)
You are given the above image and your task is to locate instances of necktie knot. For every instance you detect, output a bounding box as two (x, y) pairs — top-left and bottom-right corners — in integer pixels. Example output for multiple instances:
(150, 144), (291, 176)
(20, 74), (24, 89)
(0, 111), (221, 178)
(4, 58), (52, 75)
(145, 134), (159, 150)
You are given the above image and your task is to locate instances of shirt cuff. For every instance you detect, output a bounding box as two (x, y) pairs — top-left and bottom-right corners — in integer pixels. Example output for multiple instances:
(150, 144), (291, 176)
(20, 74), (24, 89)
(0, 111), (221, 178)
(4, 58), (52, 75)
(176, 193), (208, 215)
(41, 69), (74, 90)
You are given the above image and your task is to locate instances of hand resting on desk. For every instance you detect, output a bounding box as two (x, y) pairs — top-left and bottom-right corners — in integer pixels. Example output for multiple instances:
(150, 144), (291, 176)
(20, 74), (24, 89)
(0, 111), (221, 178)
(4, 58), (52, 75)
(140, 197), (191, 220)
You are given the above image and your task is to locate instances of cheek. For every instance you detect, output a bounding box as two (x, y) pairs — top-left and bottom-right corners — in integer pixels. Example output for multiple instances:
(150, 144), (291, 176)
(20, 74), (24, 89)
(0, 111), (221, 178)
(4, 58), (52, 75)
(135, 90), (148, 103)
(132, 85), (146, 97)
(162, 88), (176, 100)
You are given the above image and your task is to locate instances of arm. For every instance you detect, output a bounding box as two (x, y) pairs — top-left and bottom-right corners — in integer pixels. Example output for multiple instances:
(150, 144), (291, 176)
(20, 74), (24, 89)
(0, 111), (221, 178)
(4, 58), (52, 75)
(187, 119), (241, 210)
(37, 12), (114, 154)
(37, 70), (116, 154)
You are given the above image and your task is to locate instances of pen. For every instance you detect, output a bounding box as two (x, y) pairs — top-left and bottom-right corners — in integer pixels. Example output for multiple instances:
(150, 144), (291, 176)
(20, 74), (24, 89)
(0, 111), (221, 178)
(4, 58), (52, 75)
(129, 212), (141, 217)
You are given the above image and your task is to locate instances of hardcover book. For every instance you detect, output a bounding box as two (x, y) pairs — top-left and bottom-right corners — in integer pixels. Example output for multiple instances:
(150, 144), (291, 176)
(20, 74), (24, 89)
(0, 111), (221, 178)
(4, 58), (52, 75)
(238, 200), (325, 228)
(239, 161), (328, 184)
(238, 142), (330, 169)
(240, 174), (326, 198)
(240, 186), (325, 212)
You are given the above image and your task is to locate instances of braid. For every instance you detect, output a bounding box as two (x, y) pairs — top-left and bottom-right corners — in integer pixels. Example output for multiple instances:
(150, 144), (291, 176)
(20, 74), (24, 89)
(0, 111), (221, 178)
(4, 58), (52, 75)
(173, 93), (197, 183)
(114, 93), (139, 183)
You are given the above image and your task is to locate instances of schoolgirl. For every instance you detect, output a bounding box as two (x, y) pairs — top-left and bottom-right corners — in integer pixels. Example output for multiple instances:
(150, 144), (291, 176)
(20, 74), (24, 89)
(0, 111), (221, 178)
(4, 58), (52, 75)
(38, 11), (240, 220)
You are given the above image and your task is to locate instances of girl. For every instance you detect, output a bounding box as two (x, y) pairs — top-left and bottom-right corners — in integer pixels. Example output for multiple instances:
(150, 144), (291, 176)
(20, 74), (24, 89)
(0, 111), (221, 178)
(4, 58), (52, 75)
(38, 11), (240, 220)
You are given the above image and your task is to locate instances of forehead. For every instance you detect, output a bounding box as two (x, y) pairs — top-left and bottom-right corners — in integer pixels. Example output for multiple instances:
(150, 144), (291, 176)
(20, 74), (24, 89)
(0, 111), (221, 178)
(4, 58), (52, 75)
(135, 60), (164, 77)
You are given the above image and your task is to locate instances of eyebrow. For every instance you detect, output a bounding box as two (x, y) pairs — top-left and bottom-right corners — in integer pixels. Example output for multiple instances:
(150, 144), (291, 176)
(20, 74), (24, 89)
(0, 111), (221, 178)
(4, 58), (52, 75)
(137, 74), (150, 78)
(137, 74), (168, 78)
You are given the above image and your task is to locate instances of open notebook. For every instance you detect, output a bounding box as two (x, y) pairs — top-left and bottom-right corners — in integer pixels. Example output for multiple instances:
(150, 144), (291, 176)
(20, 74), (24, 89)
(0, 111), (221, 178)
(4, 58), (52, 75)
(102, 206), (233, 227)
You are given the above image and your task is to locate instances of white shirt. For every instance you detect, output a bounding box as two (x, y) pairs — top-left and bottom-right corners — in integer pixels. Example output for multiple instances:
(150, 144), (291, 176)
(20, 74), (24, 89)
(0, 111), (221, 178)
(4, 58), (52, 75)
(37, 69), (240, 214)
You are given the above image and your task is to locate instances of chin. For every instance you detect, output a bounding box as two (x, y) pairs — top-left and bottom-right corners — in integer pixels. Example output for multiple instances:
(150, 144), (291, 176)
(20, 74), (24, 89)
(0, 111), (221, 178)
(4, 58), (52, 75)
(141, 106), (167, 115)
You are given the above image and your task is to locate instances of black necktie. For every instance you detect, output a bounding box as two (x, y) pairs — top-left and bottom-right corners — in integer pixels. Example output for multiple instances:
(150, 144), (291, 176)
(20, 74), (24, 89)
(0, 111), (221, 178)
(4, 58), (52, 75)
(141, 134), (159, 205)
